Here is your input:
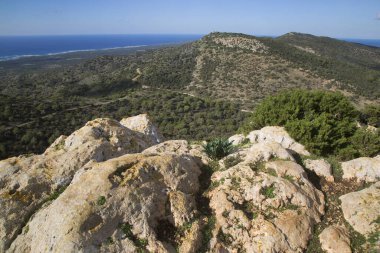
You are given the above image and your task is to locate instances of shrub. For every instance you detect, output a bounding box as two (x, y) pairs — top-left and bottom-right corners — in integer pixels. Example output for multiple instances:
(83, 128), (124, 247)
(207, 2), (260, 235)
(350, 128), (380, 157)
(203, 138), (233, 160)
(361, 104), (380, 127)
(242, 89), (359, 156)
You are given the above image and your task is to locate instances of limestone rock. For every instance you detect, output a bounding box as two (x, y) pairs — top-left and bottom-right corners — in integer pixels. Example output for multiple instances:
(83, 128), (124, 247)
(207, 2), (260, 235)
(304, 159), (334, 182)
(342, 155), (380, 182)
(228, 134), (246, 146)
(319, 225), (351, 253)
(120, 114), (164, 146)
(143, 140), (210, 165)
(340, 182), (380, 236)
(0, 117), (162, 252)
(178, 219), (205, 253)
(247, 126), (310, 156)
(7, 153), (201, 253)
(208, 156), (324, 252)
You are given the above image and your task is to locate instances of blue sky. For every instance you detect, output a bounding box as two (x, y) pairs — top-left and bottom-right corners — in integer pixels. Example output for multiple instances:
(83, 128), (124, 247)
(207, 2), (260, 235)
(1, 0), (379, 38)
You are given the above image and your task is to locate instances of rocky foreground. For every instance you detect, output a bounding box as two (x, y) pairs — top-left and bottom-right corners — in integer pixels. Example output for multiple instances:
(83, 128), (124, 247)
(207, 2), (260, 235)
(0, 115), (379, 253)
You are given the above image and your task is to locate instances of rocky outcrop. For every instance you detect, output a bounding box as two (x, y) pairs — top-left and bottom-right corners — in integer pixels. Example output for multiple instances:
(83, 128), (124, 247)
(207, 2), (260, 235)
(340, 182), (380, 236)
(120, 114), (164, 146)
(4, 115), (380, 253)
(0, 116), (162, 252)
(228, 134), (246, 146)
(341, 155), (380, 182)
(247, 126), (310, 156)
(207, 143), (324, 252)
(142, 140), (209, 165)
(304, 159), (334, 182)
(319, 225), (351, 253)
(210, 34), (268, 53)
(8, 153), (201, 253)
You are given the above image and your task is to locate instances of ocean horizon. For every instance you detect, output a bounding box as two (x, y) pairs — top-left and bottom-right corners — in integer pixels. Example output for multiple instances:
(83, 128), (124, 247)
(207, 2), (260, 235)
(0, 34), (203, 61)
(0, 34), (379, 62)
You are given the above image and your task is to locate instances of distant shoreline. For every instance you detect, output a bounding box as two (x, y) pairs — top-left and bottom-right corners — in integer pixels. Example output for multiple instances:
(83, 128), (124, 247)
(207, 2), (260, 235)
(0, 44), (148, 62)
(0, 34), (203, 62)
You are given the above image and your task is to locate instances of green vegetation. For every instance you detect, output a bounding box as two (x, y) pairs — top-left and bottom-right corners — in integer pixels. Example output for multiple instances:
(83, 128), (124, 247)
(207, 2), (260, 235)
(0, 89), (246, 159)
(203, 138), (234, 160)
(199, 215), (216, 253)
(266, 35), (380, 99)
(97, 196), (106, 206)
(223, 155), (242, 169)
(361, 105), (380, 127)
(260, 185), (276, 199)
(119, 222), (148, 252)
(241, 89), (380, 160)
(217, 229), (233, 244)
(46, 186), (67, 202)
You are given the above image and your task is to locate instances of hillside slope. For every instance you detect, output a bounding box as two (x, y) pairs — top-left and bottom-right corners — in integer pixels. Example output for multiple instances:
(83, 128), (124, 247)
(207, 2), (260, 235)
(1, 32), (379, 108)
(277, 32), (380, 70)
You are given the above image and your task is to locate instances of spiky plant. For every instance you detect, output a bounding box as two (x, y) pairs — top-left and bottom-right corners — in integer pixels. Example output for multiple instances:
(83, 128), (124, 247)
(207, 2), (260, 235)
(203, 138), (233, 160)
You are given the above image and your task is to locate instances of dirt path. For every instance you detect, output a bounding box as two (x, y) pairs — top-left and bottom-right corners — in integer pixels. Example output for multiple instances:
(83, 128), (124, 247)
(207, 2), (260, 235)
(132, 68), (142, 81)
(4, 94), (132, 130)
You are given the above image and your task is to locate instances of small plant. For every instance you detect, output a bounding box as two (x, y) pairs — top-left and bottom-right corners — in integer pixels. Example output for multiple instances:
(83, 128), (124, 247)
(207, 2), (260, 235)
(266, 168), (278, 177)
(260, 185), (276, 199)
(199, 215), (216, 253)
(249, 161), (265, 172)
(217, 229), (233, 244)
(120, 223), (133, 237)
(106, 236), (114, 245)
(231, 177), (241, 190)
(203, 138), (233, 160)
(176, 221), (193, 236)
(224, 155), (242, 169)
(97, 196), (106, 206)
(279, 204), (299, 212)
(135, 238), (148, 248)
(284, 175), (295, 183)
(120, 222), (148, 252)
(47, 186), (67, 202)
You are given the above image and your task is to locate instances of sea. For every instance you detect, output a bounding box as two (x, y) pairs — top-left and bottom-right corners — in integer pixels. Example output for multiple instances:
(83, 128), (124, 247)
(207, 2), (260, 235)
(0, 34), (203, 61)
(0, 34), (379, 62)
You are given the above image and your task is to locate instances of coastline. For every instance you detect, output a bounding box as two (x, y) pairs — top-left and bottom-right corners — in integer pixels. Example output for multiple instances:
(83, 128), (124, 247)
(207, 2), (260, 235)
(0, 34), (203, 62)
(0, 45), (147, 62)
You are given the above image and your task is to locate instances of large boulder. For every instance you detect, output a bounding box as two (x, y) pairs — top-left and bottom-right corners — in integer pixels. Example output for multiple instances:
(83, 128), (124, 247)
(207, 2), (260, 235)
(304, 159), (334, 182)
(319, 225), (351, 253)
(247, 126), (310, 156)
(228, 134), (246, 146)
(341, 155), (380, 182)
(7, 153), (202, 253)
(0, 116), (162, 252)
(340, 181), (380, 236)
(143, 140), (210, 165)
(120, 114), (164, 146)
(207, 146), (324, 252)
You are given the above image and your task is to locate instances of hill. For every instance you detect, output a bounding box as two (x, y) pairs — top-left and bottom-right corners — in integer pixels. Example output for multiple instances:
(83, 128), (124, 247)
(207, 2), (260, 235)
(277, 32), (380, 70)
(0, 32), (380, 159)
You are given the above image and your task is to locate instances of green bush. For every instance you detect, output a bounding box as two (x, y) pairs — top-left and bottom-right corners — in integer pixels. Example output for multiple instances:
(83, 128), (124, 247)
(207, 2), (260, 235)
(242, 89), (360, 157)
(203, 138), (233, 160)
(361, 104), (380, 127)
(349, 129), (380, 157)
